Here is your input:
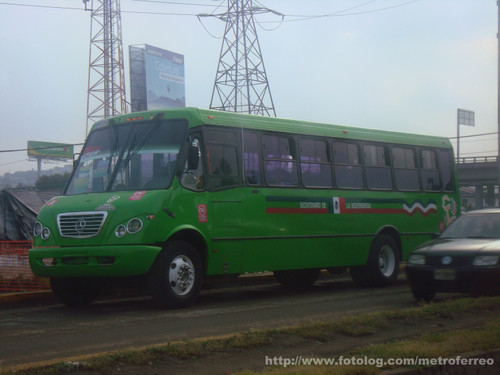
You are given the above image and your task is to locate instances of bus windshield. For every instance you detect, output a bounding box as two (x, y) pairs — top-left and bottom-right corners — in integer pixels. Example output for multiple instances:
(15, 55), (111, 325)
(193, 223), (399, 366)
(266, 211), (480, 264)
(65, 119), (188, 195)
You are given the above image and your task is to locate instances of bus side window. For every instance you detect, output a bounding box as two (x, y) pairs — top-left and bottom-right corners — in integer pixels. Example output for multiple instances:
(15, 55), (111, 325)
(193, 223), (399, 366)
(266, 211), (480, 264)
(262, 134), (298, 186)
(332, 141), (363, 189)
(204, 128), (240, 190)
(393, 147), (419, 191)
(364, 144), (392, 190)
(243, 131), (262, 185)
(420, 149), (441, 191)
(438, 150), (454, 192)
(299, 138), (332, 188)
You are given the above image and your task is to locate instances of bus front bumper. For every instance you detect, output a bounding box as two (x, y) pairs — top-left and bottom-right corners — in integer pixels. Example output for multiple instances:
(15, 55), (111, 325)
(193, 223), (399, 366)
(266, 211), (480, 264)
(29, 245), (163, 278)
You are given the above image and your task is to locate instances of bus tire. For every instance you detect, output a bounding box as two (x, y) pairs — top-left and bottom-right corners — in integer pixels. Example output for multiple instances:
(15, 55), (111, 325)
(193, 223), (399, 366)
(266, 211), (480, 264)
(50, 277), (102, 308)
(274, 268), (320, 290)
(149, 241), (203, 309)
(367, 234), (400, 286)
(350, 235), (400, 287)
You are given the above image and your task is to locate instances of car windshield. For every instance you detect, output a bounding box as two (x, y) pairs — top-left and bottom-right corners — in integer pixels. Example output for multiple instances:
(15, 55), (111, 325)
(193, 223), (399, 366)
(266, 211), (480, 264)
(440, 213), (500, 239)
(65, 119), (188, 195)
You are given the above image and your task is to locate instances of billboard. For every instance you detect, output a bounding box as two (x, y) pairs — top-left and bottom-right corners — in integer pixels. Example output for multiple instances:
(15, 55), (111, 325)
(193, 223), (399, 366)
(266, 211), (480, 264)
(129, 44), (185, 111)
(27, 141), (74, 159)
(457, 108), (475, 127)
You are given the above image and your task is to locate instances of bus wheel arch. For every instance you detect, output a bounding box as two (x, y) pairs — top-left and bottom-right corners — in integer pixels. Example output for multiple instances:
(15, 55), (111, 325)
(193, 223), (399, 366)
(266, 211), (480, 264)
(374, 226), (402, 261)
(166, 228), (209, 271)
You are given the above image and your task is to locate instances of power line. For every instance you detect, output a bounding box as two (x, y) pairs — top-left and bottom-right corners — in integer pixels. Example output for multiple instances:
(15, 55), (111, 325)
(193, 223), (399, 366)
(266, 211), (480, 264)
(0, 2), (83, 11)
(0, 1), (203, 15)
(0, 143), (84, 154)
(448, 132), (498, 140)
(258, 0), (419, 24)
(131, 0), (219, 6)
(1, 0), (419, 20)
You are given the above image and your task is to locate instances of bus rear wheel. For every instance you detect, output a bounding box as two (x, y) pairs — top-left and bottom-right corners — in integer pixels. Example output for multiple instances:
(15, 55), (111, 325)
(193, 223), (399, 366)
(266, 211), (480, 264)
(149, 241), (203, 309)
(351, 234), (400, 287)
(274, 268), (320, 290)
(50, 277), (102, 308)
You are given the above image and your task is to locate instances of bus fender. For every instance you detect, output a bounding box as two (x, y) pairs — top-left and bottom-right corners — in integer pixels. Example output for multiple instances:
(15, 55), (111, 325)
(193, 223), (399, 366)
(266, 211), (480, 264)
(159, 225), (209, 271)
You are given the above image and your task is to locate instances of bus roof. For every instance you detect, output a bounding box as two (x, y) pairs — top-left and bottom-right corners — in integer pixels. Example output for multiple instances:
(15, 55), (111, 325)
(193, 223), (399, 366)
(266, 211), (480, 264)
(98, 107), (452, 149)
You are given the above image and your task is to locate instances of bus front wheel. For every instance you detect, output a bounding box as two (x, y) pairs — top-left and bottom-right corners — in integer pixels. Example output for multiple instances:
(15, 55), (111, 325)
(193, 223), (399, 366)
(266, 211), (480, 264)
(350, 234), (400, 287)
(149, 241), (203, 309)
(50, 277), (102, 307)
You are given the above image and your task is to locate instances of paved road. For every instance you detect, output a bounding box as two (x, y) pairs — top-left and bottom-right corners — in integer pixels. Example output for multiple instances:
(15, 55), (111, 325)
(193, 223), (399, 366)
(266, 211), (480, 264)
(1, 273), (422, 369)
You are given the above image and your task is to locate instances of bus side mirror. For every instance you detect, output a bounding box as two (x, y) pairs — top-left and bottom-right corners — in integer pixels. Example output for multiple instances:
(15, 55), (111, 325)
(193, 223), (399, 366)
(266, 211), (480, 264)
(73, 153), (80, 168)
(188, 144), (199, 170)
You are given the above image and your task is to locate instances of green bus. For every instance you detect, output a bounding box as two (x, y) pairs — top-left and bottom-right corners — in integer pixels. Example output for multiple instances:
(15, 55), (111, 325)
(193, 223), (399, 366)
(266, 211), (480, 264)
(29, 107), (460, 308)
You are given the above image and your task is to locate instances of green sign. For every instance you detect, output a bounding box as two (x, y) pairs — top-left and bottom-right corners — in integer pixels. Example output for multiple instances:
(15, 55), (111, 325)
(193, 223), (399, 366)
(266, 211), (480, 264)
(27, 141), (74, 159)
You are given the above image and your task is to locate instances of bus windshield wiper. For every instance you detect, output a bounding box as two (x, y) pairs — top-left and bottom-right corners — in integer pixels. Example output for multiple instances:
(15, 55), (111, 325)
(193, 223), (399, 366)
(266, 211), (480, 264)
(119, 112), (165, 170)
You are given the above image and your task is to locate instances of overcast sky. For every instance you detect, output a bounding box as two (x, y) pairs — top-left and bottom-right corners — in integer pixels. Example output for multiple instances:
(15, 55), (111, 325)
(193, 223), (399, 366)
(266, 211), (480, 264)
(0, 0), (497, 175)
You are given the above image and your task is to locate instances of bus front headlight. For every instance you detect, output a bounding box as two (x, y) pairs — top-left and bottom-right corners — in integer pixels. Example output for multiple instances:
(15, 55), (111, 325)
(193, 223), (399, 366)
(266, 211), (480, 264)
(127, 218), (143, 234)
(33, 222), (43, 237)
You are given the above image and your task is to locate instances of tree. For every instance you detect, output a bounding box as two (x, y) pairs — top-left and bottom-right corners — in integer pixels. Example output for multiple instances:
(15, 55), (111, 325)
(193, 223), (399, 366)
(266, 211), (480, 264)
(35, 173), (71, 193)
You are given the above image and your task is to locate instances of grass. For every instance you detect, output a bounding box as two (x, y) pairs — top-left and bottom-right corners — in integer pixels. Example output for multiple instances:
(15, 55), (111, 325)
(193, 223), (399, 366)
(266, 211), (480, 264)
(242, 317), (500, 375)
(2, 296), (499, 375)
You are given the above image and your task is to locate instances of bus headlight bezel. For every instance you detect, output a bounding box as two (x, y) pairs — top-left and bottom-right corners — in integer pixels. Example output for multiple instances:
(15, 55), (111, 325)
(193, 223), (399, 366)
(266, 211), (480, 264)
(115, 218), (144, 238)
(127, 218), (143, 234)
(33, 222), (43, 237)
(41, 227), (51, 240)
(115, 225), (126, 238)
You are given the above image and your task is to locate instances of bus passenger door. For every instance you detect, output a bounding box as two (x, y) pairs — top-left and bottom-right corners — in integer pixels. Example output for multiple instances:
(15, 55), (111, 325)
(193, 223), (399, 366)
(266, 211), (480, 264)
(203, 127), (244, 274)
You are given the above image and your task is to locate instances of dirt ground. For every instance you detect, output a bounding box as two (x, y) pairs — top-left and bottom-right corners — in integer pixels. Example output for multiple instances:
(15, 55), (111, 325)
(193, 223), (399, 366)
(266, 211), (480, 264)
(52, 304), (500, 375)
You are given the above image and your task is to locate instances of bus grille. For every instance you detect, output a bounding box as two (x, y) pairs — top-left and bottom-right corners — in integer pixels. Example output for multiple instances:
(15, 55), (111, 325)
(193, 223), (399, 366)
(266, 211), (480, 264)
(57, 211), (108, 238)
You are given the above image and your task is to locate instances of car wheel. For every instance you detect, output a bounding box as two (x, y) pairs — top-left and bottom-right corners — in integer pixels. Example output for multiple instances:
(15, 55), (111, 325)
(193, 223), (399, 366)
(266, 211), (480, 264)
(149, 241), (203, 309)
(274, 268), (320, 290)
(50, 277), (102, 308)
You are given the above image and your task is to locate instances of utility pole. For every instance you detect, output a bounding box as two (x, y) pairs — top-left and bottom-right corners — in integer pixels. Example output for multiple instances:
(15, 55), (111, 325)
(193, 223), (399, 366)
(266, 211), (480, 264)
(497, 0), (500, 205)
(85, 0), (128, 134)
(205, 0), (277, 116)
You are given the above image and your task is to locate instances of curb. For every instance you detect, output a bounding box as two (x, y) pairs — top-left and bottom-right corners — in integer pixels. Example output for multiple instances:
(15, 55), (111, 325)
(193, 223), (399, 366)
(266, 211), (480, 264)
(0, 290), (52, 304)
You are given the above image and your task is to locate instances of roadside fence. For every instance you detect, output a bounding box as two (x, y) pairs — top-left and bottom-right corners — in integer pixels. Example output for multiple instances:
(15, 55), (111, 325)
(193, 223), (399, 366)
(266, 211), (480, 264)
(0, 241), (49, 292)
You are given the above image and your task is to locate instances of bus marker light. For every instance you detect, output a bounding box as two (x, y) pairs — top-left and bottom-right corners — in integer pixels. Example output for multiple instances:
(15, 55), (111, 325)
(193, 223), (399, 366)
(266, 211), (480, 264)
(145, 215), (155, 220)
(126, 116), (144, 122)
(115, 225), (126, 237)
(208, 116), (214, 119)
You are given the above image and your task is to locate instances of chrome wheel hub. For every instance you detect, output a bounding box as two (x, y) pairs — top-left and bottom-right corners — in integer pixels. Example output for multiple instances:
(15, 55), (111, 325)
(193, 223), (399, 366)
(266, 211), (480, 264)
(169, 255), (195, 296)
(379, 246), (396, 277)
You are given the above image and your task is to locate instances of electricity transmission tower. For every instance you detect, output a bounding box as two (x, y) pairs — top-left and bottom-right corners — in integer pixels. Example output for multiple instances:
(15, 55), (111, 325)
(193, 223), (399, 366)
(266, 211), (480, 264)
(84, 0), (128, 134)
(208, 0), (277, 116)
